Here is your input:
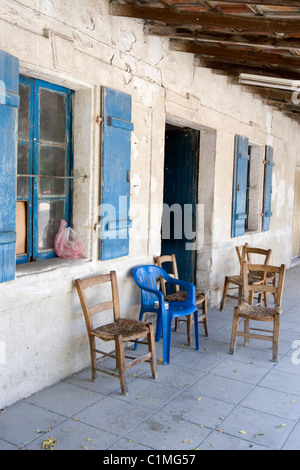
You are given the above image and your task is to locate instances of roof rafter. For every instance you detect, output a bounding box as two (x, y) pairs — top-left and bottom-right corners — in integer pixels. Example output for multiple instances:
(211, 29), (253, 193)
(145, 25), (300, 49)
(170, 39), (300, 69)
(109, 3), (300, 34)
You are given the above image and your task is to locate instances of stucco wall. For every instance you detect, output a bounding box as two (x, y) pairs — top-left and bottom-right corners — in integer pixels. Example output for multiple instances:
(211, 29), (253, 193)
(0, 0), (299, 408)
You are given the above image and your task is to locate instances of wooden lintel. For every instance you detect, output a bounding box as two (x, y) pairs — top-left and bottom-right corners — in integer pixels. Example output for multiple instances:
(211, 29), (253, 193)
(170, 39), (300, 68)
(145, 24), (300, 49)
(109, 3), (300, 34)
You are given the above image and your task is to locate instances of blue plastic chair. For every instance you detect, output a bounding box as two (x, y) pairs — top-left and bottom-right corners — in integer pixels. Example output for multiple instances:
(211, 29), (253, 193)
(132, 265), (199, 364)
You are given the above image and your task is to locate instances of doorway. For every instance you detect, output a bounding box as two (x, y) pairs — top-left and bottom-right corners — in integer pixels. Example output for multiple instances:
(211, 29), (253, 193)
(161, 124), (200, 285)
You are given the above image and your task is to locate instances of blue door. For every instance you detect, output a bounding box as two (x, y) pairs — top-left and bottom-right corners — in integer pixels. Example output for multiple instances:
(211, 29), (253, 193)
(161, 126), (199, 285)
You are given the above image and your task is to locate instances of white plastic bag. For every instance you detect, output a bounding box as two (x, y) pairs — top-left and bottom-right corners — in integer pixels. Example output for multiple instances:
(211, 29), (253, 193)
(54, 219), (83, 259)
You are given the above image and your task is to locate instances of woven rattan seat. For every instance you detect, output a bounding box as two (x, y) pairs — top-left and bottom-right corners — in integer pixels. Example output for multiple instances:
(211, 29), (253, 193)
(165, 291), (205, 304)
(93, 318), (150, 341)
(237, 301), (282, 321)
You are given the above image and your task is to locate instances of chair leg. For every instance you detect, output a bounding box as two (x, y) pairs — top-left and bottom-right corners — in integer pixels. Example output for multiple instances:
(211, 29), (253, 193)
(194, 310), (199, 351)
(115, 335), (128, 395)
(220, 277), (229, 310)
(229, 308), (240, 355)
(147, 323), (158, 379)
(134, 308), (146, 350)
(89, 335), (98, 381)
(162, 314), (173, 364)
(155, 312), (163, 342)
(244, 318), (249, 345)
(202, 296), (208, 336)
(186, 314), (192, 345)
(272, 313), (280, 362)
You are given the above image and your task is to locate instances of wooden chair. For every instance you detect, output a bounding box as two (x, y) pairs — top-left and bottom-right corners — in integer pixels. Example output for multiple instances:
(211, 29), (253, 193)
(229, 261), (286, 362)
(75, 271), (157, 395)
(156, 254), (208, 344)
(220, 245), (272, 310)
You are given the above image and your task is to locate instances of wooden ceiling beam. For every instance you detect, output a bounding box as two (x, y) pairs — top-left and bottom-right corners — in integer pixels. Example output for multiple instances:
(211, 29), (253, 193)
(198, 57), (300, 80)
(170, 39), (300, 68)
(145, 24), (300, 49)
(177, 0), (300, 6)
(109, 3), (300, 34)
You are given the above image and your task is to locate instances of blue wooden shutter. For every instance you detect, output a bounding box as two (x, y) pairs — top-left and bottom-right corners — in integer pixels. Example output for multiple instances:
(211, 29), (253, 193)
(0, 50), (19, 282)
(231, 135), (249, 238)
(262, 145), (274, 231)
(100, 87), (133, 260)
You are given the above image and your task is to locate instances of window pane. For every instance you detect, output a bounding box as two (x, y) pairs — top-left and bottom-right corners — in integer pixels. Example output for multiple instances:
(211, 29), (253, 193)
(39, 89), (66, 143)
(18, 84), (30, 141)
(39, 146), (66, 195)
(17, 143), (30, 198)
(38, 200), (64, 251)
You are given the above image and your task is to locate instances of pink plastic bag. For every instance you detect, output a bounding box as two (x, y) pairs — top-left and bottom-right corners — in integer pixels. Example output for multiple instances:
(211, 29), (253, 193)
(54, 219), (83, 259)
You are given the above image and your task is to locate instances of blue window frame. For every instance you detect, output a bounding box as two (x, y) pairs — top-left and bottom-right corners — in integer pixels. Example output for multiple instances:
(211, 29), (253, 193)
(17, 76), (73, 263)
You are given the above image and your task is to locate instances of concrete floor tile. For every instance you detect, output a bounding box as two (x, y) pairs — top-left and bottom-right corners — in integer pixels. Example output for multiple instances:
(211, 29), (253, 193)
(25, 418), (117, 450)
(73, 396), (152, 436)
(127, 410), (211, 450)
(190, 373), (253, 404)
(0, 400), (65, 447)
(25, 381), (105, 417)
(116, 376), (182, 411)
(282, 423), (300, 450)
(160, 388), (234, 429)
(171, 347), (225, 372)
(259, 369), (300, 395)
(211, 358), (269, 384)
(198, 429), (268, 450)
(219, 406), (296, 450)
(0, 438), (19, 450)
(240, 385), (300, 421)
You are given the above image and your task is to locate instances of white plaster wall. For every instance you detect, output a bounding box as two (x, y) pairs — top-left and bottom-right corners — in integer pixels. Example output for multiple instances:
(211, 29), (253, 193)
(0, 0), (299, 407)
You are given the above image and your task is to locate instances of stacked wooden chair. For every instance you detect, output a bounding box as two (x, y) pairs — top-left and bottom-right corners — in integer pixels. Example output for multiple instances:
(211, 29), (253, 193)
(229, 261), (286, 362)
(220, 244), (272, 310)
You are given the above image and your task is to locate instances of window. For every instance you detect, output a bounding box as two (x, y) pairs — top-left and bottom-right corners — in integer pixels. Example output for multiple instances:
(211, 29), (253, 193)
(231, 134), (274, 238)
(16, 76), (73, 263)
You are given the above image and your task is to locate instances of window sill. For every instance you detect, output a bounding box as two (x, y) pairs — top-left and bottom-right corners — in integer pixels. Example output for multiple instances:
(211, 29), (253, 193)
(16, 256), (90, 278)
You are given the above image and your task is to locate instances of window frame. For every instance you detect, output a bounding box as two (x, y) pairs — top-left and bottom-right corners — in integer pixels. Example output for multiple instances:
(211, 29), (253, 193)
(16, 76), (73, 264)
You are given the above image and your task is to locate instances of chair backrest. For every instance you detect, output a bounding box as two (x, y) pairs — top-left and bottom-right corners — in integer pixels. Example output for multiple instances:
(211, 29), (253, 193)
(75, 271), (120, 333)
(132, 265), (166, 306)
(236, 243), (249, 266)
(241, 261), (286, 307)
(242, 245), (272, 265)
(155, 254), (179, 295)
